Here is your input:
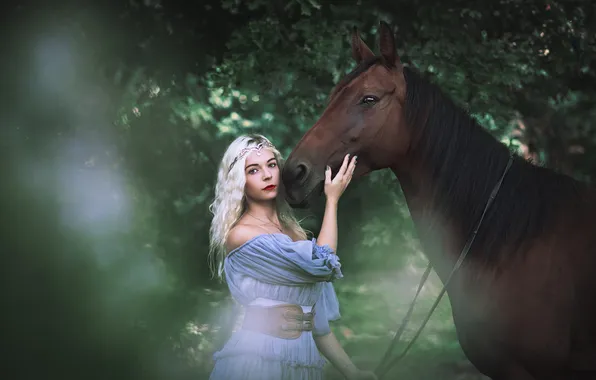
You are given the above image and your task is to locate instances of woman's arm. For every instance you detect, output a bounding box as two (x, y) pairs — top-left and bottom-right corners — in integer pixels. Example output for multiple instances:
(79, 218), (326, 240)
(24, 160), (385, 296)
(315, 155), (370, 379)
(316, 154), (357, 252)
(314, 332), (357, 377)
(315, 199), (338, 251)
(314, 332), (376, 380)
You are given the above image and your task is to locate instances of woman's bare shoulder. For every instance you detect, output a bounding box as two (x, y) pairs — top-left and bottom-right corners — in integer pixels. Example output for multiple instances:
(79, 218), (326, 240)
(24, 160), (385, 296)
(225, 224), (265, 254)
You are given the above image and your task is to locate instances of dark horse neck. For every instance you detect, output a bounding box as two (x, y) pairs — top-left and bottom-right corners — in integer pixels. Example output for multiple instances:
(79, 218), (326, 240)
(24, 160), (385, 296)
(389, 67), (581, 283)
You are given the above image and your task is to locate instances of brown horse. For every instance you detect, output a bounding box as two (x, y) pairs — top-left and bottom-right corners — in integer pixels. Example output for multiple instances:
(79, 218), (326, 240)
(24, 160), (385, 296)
(281, 21), (596, 380)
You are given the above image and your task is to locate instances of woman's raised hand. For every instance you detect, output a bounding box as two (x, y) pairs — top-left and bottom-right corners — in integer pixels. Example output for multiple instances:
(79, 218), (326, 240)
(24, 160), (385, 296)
(324, 154), (357, 203)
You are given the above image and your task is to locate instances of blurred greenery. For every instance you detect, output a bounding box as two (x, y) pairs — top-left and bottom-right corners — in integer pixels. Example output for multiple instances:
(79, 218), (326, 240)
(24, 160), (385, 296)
(2, 0), (594, 379)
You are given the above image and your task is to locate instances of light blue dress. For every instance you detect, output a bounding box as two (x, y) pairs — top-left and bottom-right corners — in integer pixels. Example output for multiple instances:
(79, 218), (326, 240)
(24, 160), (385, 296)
(209, 233), (344, 380)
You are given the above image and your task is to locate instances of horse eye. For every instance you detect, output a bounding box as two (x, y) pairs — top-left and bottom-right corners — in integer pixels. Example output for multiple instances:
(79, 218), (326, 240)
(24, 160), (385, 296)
(360, 95), (379, 106)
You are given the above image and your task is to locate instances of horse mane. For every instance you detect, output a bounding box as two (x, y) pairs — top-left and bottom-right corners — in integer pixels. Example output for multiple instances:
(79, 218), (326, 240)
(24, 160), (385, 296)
(402, 66), (585, 264)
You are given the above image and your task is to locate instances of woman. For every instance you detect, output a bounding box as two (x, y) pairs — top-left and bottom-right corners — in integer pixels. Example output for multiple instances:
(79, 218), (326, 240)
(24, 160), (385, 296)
(208, 134), (376, 380)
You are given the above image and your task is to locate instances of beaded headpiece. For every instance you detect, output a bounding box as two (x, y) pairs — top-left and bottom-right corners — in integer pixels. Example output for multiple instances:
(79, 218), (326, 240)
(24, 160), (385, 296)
(228, 140), (275, 171)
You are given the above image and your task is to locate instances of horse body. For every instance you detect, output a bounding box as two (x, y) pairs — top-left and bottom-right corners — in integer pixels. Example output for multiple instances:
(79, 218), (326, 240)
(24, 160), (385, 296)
(397, 161), (596, 379)
(281, 21), (596, 379)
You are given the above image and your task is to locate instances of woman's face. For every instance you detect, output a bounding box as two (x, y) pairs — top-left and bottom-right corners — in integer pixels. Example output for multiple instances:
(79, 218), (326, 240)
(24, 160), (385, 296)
(243, 148), (279, 203)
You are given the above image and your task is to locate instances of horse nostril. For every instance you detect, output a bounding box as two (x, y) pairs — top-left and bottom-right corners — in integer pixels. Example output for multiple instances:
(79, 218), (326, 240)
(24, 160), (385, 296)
(295, 163), (309, 184)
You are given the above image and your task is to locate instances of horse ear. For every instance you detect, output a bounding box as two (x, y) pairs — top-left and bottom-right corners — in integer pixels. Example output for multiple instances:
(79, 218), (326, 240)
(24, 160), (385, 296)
(378, 21), (399, 67)
(351, 26), (375, 63)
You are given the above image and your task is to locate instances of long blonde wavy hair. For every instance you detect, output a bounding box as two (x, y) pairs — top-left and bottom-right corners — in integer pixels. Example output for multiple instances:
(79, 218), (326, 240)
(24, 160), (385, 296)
(208, 134), (307, 280)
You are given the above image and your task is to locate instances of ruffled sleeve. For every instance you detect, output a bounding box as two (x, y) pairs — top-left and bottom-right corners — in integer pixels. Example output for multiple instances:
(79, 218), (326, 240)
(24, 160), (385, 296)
(310, 238), (342, 275)
(313, 282), (341, 336)
(224, 234), (343, 305)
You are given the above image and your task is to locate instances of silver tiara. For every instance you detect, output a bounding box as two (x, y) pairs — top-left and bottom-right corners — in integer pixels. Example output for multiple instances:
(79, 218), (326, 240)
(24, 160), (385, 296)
(228, 141), (274, 171)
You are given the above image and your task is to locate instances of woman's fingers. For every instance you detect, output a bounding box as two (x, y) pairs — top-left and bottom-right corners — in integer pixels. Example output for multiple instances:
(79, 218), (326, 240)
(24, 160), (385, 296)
(331, 154), (357, 184)
(338, 154), (350, 177)
(344, 156), (357, 183)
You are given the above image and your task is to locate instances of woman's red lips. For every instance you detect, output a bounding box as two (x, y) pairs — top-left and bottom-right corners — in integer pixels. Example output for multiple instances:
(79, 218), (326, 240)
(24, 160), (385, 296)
(263, 185), (277, 191)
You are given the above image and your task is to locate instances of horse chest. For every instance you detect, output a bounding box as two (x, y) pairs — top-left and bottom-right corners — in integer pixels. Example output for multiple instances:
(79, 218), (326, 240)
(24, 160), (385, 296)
(447, 261), (572, 374)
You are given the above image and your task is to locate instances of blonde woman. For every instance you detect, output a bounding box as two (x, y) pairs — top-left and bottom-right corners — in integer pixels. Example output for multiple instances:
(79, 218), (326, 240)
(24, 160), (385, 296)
(208, 134), (376, 380)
